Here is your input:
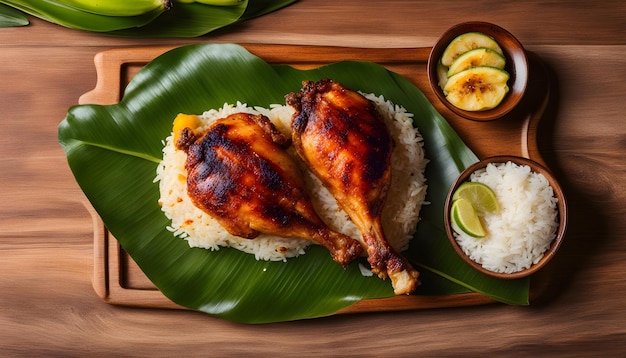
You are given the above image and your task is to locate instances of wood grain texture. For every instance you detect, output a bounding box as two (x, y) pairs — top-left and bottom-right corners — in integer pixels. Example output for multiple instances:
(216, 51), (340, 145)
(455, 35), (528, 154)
(1, 1), (626, 356)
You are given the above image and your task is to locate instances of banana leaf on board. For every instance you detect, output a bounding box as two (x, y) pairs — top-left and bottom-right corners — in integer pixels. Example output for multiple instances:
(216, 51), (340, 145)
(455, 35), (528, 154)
(58, 44), (529, 324)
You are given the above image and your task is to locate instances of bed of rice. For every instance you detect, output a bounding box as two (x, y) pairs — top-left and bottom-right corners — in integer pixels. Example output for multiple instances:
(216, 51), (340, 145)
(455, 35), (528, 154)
(155, 94), (428, 261)
(453, 161), (559, 273)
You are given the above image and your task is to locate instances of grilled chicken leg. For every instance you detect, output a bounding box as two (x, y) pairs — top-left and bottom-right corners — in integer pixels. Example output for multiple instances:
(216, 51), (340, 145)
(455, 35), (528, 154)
(287, 79), (420, 294)
(176, 112), (362, 267)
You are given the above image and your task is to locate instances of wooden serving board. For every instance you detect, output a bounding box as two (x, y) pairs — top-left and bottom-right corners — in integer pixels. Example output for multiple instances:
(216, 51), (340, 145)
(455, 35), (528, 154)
(81, 44), (552, 314)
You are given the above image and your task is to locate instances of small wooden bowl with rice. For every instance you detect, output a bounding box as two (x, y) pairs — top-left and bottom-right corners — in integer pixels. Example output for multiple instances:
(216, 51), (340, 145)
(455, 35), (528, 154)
(444, 156), (567, 279)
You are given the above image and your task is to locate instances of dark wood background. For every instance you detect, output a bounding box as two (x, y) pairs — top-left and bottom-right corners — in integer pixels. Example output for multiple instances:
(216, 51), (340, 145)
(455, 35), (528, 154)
(1, 1), (625, 355)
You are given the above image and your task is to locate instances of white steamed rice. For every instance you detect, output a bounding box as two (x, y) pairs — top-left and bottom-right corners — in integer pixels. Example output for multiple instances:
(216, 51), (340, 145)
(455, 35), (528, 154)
(453, 161), (559, 273)
(155, 94), (428, 261)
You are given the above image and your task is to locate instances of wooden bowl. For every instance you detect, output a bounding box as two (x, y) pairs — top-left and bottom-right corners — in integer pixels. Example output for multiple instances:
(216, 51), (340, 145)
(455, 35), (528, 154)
(428, 22), (529, 121)
(444, 156), (567, 279)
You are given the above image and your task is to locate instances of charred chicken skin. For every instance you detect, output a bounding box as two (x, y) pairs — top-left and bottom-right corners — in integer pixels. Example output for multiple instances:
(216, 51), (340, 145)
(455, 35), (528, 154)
(176, 112), (362, 267)
(287, 79), (420, 295)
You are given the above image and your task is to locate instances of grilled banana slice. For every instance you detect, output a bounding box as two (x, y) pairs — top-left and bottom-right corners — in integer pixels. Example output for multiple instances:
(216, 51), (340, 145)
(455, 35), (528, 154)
(443, 66), (509, 111)
(447, 48), (506, 77)
(441, 32), (503, 67)
(437, 61), (450, 89)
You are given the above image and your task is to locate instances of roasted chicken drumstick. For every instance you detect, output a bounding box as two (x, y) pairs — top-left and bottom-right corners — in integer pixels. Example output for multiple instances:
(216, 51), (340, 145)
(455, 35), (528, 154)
(287, 79), (420, 295)
(176, 112), (362, 267)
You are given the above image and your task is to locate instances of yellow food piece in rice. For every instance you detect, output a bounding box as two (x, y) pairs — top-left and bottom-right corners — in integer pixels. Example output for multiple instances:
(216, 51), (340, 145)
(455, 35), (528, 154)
(172, 113), (202, 144)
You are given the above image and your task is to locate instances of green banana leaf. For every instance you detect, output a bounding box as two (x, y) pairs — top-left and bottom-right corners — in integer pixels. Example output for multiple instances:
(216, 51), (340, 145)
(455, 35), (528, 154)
(58, 44), (529, 324)
(0, 0), (164, 32)
(0, 3), (28, 27)
(110, 1), (248, 37)
(0, 0), (297, 36)
(112, 0), (298, 37)
(0, 0), (296, 35)
(239, 0), (296, 21)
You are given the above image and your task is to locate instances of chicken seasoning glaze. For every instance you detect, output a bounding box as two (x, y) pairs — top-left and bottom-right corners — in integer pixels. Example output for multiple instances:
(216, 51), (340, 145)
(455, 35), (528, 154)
(176, 112), (363, 267)
(287, 79), (420, 295)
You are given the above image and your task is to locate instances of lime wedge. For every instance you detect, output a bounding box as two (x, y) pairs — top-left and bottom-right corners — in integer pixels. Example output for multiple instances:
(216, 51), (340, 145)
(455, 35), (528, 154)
(451, 198), (486, 238)
(452, 181), (499, 214)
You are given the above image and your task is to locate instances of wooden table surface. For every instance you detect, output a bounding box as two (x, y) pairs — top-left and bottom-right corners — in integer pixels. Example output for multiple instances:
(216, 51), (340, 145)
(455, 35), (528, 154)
(2, 1), (625, 356)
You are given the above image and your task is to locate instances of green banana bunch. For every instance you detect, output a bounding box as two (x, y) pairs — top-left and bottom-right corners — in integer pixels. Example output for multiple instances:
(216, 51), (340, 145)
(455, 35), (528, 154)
(0, 0), (296, 37)
(0, 0), (168, 31)
(54, 0), (172, 16)
(175, 0), (243, 6)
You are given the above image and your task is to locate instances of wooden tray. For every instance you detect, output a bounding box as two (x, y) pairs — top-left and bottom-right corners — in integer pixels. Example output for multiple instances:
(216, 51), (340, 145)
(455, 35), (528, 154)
(80, 44), (552, 314)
